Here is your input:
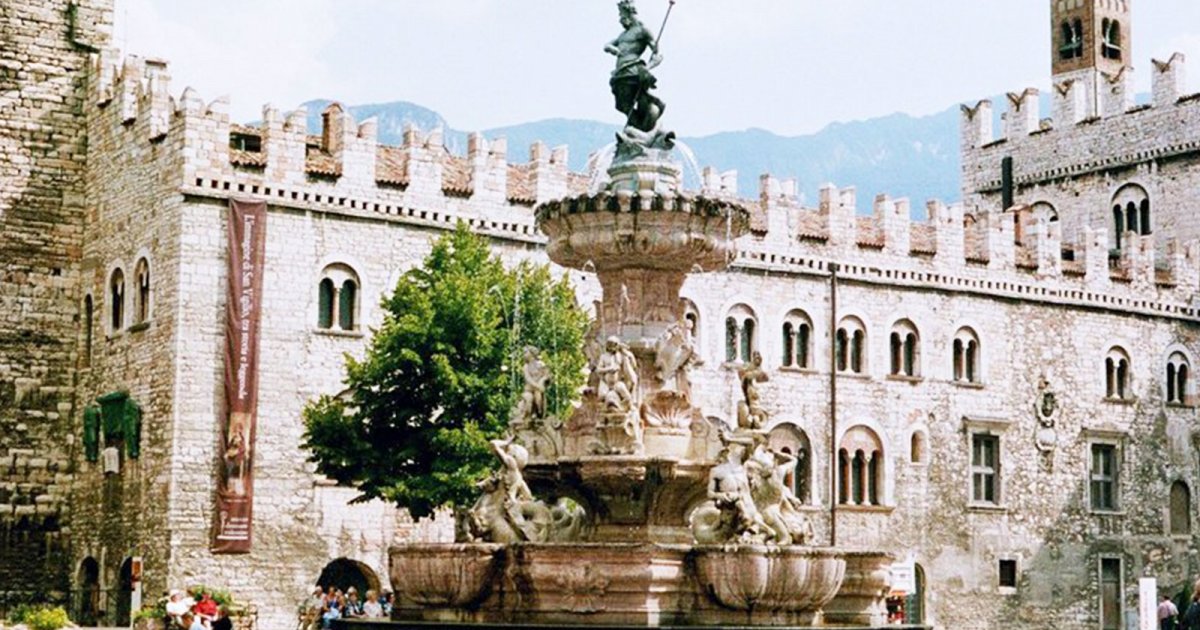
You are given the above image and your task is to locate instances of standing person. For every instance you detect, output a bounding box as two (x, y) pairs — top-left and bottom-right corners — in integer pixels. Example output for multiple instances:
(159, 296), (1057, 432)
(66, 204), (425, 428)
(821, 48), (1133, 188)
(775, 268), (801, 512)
(381, 591), (394, 617)
(1162, 593), (1181, 630)
(1182, 581), (1200, 630)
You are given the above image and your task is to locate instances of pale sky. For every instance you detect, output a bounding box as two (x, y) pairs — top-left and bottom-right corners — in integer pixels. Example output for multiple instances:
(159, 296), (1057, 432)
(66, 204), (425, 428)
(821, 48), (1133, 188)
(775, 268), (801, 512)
(111, 1), (1200, 137)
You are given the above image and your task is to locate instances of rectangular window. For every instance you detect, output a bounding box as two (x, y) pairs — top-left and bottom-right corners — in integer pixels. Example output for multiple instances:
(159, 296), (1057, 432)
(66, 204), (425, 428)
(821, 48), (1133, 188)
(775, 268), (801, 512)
(1090, 444), (1119, 511)
(1099, 557), (1122, 630)
(998, 559), (1017, 589)
(971, 434), (999, 504)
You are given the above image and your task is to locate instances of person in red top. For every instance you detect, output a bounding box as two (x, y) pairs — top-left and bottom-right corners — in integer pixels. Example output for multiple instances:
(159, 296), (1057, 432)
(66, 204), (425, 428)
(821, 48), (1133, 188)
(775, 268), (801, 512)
(193, 590), (219, 627)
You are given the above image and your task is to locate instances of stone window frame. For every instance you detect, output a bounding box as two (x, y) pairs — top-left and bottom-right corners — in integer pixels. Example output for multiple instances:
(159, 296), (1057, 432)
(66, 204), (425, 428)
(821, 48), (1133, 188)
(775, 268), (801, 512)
(1167, 478), (1192, 538)
(681, 297), (702, 360)
(887, 318), (921, 380)
(952, 326), (982, 385)
(1058, 18), (1084, 60)
(723, 303), (757, 365)
(767, 422), (815, 506)
(316, 262), (363, 335)
(1100, 17), (1122, 60)
(997, 557), (1019, 595)
(131, 253), (153, 330)
(1110, 183), (1151, 249)
(1165, 348), (1192, 407)
(909, 428), (928, 466)
(835, 315), (868, 376)
(962, 415), (1013, 511)
(1097, 555), (1124, 630)
(1083, 427), (1128, 515)
(106, 261), (127, 337)
(836, 424), (886, 508)
(82, 293), (95, 369)
(1103, 345), (1133, 402)
(780, 308), (814, 370)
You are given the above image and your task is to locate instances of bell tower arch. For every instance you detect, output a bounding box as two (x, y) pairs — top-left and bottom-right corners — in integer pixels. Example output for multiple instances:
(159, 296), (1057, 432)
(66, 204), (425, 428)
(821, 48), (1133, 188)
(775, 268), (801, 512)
(1051, 0), (1132, 118)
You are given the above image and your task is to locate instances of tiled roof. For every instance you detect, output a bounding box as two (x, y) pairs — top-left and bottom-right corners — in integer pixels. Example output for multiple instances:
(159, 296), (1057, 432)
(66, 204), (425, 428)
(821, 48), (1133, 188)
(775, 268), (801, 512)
(229, 149), (265, 168)
(909, 225), (936, 255)
(795, 210), (828, 241)
(305, 146), (341, 177)
(855, 216), (884, 249)
(375, 145), (409, 186)
(964, 228), (989, 263)
(1015, 245), (1037, 270)
(1062, 260), (1086, 276)
(748, 204), (769, 235)
(441, 154), (473, 197)
(507, 164), (536, 205)
(567, 172), (591, 197)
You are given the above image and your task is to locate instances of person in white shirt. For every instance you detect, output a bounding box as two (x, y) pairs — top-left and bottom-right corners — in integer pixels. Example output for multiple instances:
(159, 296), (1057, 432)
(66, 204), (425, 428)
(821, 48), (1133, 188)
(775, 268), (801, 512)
(166, 590), (195, 626)
(361, 590), (384, 618)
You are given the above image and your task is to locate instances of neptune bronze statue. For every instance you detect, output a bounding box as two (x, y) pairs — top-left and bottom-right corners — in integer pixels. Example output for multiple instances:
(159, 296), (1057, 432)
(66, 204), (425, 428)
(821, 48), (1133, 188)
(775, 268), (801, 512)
(605, 0), (676, 159)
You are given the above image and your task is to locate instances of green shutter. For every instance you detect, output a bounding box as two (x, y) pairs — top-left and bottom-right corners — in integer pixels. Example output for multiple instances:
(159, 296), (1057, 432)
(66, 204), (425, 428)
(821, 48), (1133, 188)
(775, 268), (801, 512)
(338, 280), (356, 330)
(124, 399), (142, 459)
(83, 406), (101, 462)
(318, 279), (334, 328)
(97, 391), (129, 441)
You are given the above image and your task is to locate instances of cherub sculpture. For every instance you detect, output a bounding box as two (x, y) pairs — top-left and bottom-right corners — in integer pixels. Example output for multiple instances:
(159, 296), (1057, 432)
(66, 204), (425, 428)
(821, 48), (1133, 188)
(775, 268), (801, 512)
(737, 351), (770, 430)
(654, 320), (699, 399)
(513, 346), (551, 424)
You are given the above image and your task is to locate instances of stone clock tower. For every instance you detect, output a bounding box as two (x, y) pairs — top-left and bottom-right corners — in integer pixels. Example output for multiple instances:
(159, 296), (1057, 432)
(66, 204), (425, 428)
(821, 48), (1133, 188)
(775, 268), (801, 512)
(1051, 0), (1132, 118)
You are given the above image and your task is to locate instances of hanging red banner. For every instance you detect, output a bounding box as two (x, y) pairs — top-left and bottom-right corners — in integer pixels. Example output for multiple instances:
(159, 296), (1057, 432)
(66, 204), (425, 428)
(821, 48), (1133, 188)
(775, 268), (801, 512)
(212, 199), (267, 553)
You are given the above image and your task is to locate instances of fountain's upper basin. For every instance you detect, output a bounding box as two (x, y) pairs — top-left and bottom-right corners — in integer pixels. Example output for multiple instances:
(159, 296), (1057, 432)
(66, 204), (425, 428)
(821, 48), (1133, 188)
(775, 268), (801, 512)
(535, 191), (751, 273)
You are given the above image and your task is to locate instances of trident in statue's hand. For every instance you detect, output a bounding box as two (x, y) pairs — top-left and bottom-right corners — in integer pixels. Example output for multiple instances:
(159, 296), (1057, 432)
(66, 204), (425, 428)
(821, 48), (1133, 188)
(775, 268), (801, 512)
(648, 0), (677, 69)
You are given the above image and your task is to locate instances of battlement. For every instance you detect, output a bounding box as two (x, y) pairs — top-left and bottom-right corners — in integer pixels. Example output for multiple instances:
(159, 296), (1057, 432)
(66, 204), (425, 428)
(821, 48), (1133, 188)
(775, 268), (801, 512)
(962, 52), (1200, 196)
(84, 52), (1200, 318)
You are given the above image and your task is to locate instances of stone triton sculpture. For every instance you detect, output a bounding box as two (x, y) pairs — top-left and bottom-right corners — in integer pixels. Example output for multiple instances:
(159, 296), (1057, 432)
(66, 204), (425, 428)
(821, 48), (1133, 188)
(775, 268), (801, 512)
(379, 1), (894, 626)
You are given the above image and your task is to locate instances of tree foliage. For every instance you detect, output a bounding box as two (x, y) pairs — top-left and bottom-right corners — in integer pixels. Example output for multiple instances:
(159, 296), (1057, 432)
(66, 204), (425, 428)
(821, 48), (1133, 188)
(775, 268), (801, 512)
(302, 224), (589, 518)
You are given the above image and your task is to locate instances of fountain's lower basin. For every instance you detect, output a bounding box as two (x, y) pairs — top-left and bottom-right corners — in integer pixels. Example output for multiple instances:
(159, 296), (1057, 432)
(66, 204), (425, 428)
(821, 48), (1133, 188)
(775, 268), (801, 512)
(381, 543), (892, 628)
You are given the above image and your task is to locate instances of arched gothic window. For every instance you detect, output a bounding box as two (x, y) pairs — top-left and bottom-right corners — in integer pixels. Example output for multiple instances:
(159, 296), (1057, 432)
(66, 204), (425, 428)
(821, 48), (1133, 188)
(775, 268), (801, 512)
(781, 309), (813, 369)
(1170, 480), (1191, 535)
(768, 423), (812, 504)
(317, 263), (361, 332)
(889, 319), (920, 377)
(1101, 18), (1122, 60)
(910, 430), (927, 464)
(133, 258), (151, 324)
(681, 298), (701, 350)
(1105, 346), (1132, 400)
(724, 304), (757, 363)
(83, 295), (94, 367)
(1112, 184), (1151, 248)
(953, 327), (981, 384)
(1059, 19), (1084, 60)
(109, 268), (125, 332)
(838, 425), (883, 506)
(1167, 352), (1191, 405)
(836, 317), (866, 375)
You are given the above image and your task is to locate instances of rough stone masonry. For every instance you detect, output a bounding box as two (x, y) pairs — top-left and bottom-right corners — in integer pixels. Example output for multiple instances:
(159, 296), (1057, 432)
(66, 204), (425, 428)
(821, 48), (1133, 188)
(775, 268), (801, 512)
(1, 1), (1199, 629)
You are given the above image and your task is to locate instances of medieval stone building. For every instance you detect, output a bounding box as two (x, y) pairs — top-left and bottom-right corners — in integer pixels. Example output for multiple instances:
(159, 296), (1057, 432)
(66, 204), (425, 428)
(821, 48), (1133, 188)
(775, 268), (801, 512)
(0, 0), (1197, 629)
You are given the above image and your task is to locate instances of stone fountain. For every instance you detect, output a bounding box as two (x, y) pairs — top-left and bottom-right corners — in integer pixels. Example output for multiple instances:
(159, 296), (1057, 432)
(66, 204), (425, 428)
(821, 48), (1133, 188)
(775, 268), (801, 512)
(366, 1), (894, 627)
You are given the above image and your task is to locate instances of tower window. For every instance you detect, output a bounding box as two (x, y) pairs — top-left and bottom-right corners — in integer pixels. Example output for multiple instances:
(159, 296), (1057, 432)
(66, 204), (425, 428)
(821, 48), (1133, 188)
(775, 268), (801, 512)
(1101, 19), (1122, 61)
(1104, 347), (1131, 401)
(998, 559), (1017, 589)
(1112, 185), (1150, 247)
(1167, 352), (1191, 405)
(1059, 19), (1084, 60)
(837, 317), (867, 375)
(889, 320), (920, 378)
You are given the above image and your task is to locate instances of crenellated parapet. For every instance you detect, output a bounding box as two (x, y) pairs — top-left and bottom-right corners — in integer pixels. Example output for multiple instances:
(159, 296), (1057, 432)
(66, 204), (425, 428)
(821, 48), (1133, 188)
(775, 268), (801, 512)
(83, 51), (1200, 320)
(962, 52), (1200, 200)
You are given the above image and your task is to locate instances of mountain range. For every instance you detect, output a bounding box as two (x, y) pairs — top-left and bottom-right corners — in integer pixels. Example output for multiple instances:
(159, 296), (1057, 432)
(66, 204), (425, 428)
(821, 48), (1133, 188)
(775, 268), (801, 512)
(295, 93), (1148, 208)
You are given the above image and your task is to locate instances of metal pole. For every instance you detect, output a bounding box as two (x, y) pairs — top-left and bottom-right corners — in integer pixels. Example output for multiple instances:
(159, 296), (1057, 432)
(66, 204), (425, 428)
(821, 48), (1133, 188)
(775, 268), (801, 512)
(654, 0), (678, 49)
(829, 263), (839, 547)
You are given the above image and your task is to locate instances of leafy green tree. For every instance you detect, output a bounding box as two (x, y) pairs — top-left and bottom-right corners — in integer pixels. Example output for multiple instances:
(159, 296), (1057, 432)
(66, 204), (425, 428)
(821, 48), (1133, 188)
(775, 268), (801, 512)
(302, 224), (589, 518)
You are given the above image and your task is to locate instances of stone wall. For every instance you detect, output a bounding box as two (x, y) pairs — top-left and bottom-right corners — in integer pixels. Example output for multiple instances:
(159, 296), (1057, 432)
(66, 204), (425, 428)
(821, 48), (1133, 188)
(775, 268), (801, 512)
(0, 0), (111, 608)
(962, 54), (1200, 248)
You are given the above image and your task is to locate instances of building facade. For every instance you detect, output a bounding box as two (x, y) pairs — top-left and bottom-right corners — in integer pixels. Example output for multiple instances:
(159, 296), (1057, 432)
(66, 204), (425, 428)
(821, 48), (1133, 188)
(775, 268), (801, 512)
(0, 1), (1198, 629)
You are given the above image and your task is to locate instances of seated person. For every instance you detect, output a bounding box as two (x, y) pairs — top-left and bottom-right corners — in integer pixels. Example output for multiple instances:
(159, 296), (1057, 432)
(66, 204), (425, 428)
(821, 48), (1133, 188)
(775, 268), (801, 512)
(181, 612), (204, 630)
